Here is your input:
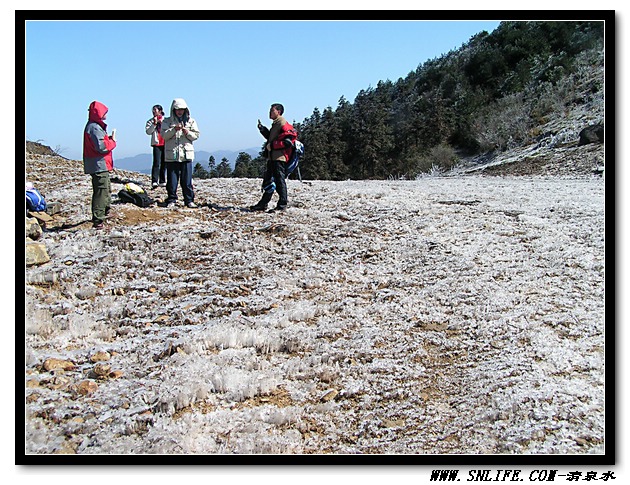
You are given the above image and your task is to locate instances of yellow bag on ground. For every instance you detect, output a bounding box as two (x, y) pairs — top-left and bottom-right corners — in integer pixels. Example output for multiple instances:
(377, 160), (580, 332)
(125, 183), (145, 194)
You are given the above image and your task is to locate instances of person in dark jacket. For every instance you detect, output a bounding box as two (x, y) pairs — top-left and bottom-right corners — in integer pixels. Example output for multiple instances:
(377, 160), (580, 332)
(83, 101), (117, 229)
(249, 103), (297, 212)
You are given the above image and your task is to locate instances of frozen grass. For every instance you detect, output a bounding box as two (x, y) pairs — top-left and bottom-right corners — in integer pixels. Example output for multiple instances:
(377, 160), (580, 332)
(24, 173), (606, 455)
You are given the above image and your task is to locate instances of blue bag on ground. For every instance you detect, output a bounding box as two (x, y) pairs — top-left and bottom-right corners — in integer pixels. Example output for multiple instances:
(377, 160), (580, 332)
(26, 186), (47, 212)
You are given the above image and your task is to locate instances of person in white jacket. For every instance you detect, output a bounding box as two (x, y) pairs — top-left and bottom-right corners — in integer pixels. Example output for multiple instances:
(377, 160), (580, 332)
(145, 104), (166, 189)
(161, 98), (200, 208)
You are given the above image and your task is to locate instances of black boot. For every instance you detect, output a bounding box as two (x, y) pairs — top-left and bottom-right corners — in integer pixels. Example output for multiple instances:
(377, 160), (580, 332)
(249, 203), (268, 211)
(249, 191), (272, 211)
(268, 204), (287, 212)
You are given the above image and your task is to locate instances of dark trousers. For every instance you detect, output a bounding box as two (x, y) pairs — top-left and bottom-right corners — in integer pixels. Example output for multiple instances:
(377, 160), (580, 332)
(151, 145), (166, 185)
(165, 161), (194, 204)
(90, 171), (111, 223)
(259, 159), (287, 207)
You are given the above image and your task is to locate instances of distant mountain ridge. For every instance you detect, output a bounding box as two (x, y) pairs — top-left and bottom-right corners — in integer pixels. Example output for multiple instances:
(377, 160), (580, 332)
(115, 147), (261, 174)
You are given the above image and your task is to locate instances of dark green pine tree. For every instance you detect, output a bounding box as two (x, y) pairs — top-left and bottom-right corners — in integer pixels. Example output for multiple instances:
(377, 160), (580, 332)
(297, 108), (330, 180)
(216, 157), (232, 178)
(207, 155), (218, 178)
(192, 162), (209, 179)
(322, 103), (349, 180)
(346, 84), (395, 179)
(248, 155), (267, 178)
(232, 152), (253, 178)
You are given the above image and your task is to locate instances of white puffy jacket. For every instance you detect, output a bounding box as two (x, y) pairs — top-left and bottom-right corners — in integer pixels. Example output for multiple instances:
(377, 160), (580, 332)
(161, 98), (200, 163)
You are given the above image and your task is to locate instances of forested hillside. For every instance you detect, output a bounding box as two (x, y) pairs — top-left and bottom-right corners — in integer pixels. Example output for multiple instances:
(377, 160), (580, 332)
(289, 21), (604, 180)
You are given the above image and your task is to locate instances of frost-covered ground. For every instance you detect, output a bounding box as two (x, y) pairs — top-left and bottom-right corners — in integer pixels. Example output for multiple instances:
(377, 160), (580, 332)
(24, 157), (606, 456)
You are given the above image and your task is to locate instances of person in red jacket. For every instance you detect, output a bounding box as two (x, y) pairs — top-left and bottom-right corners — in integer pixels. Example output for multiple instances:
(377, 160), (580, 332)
(145, 104), (166, 189)
(249, 103), (297, 212)
(83, 100), (117, 229)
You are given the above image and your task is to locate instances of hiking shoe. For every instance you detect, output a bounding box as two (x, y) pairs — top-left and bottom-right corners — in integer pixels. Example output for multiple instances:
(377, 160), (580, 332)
(93, 222), (104, 229)
(159, 183), (167, 187)
(186, 202), (198, 208)
(270, 205), (287, 212)
(249, 204), (268, 212)
(166, 202), (177, 209)
(151, 182), (159, 189)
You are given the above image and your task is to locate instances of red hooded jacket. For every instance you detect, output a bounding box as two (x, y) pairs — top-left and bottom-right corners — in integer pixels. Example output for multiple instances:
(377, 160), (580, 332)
(83, 101), (117, 174)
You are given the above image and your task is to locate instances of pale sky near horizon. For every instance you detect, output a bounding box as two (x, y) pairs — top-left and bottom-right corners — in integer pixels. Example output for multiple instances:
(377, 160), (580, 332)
(24, 17), (502, 160)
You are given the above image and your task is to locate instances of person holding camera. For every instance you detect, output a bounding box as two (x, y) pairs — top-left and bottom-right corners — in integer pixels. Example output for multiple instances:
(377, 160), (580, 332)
(249, 103), (297, 212)
(161, 98), (200, 208)
(145, 104), (166, 189)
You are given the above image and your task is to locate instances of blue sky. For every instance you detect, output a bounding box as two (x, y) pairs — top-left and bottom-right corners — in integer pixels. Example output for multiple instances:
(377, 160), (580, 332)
(24, 19), (501, 160)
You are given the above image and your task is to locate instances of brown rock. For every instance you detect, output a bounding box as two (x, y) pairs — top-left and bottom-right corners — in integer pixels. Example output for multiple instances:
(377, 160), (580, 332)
(25, 217), (43, 240)
(43, 358), (75, 372)
(575, 437), (590, 446)
(25, 379), (40, 388)
(49, 375), (72, 390)
(93, 363), (112, 377)
(578, 124), (604, 146)
(76, 380), (98, 396)
(90, 351), (111, 363)
(28, 210), (53, 223)
(320, 389), (339, 402)
(45, 201), (62, 215)
(53, 439), (78, 454)
(381, 418), (405, 428)
(26, 241), (50, 266)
